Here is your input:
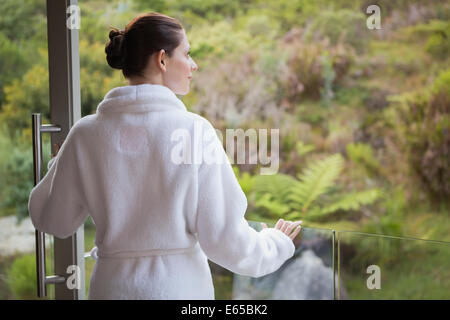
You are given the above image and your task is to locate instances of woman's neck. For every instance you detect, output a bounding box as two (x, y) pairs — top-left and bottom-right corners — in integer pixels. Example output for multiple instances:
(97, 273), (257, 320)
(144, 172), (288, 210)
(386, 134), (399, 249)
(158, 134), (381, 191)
(128, 74), (164, 86)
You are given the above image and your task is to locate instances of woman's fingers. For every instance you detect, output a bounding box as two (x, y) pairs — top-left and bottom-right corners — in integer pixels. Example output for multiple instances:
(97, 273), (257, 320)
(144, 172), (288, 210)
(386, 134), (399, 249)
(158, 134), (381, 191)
(285, 220), (302, 235)
(271, 219), (303, 240)
(261, 222), (268, 229)
(280, 220), (291, 233)
(274, 219), (284, 230)
(289, 225), (302, 240)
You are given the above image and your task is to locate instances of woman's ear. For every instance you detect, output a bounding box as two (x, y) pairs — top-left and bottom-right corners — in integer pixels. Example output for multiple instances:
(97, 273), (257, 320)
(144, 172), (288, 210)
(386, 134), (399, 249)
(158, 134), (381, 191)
(157, 49), (167, 72)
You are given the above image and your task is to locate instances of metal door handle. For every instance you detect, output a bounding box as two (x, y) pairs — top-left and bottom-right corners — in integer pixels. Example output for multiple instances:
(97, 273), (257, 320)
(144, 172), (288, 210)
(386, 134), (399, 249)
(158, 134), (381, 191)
(31, 113), (65, 297)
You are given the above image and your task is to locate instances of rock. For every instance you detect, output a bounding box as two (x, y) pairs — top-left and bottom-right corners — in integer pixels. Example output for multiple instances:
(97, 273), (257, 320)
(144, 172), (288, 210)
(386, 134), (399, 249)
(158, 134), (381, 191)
(272, 249), (334, 299)
(0, 216), (50, 257)
(232, 249), (346, 300)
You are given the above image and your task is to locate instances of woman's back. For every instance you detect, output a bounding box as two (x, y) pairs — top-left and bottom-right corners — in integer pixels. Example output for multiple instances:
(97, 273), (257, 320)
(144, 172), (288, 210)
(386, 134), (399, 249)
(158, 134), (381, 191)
(77, 84), (202, 256)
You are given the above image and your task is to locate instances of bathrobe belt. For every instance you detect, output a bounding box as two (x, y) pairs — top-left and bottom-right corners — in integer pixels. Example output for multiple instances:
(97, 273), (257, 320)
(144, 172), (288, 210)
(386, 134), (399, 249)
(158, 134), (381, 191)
(89, 242), (201, 260)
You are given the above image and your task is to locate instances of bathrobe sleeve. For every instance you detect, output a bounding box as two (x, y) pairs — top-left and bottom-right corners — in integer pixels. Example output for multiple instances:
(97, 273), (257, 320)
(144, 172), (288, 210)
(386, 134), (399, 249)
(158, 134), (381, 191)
(28, 127), (89, 239)
(195, 120), (295, 278)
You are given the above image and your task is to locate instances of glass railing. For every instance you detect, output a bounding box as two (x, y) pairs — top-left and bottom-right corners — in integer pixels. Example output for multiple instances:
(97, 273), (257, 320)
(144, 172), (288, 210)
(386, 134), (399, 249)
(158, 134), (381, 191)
(210, 221), (336, 300)
(210, 224), (450, 300)
(234, 223), (335, 300)
(79, 221), (450, 300)
(337, 231), (450, 300)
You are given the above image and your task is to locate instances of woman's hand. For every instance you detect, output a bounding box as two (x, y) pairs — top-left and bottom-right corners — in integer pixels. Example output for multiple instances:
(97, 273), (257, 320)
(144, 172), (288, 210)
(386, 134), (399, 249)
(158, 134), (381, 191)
(51, 139), (65, 158)
(261, 219), (302, 241)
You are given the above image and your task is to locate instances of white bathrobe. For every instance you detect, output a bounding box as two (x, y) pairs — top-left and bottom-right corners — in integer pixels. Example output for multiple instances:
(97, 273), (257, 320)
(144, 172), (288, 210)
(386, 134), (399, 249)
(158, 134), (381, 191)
(28, 83), (295, 300)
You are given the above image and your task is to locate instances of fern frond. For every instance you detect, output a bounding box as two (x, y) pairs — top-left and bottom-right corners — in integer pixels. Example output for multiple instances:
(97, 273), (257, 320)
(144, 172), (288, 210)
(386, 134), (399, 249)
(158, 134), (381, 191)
(289, 154), (344, 213)
(296, 141), (316, 156)
(306, 188), (382, 221)
(254, 194), (291, 217)
(253, 173), (297, 203)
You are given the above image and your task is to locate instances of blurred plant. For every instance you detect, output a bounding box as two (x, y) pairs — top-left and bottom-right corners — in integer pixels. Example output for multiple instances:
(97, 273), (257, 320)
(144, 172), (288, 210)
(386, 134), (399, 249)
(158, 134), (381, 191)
(0, 125), (50, 221)
(342, 186), (408, 268)
(362, 186), (406, 237)
(346, 142), (381, 177)
(247, 154), (381, 228)
(0, 0), (46, 41)
(5, 254), (38, 300)
(295, 141), (316, 157)
(0, 33), (28, 105)
(0, 62), (49, 139)
(387, 69), (450, 204)
(303, 9), (368, 52)
(280, 33), (353, 105)
(192, 46), (285, 127)
(233, 166), (255, 197)
(320, 51), (336, 105)
(281, 40), (323, 101)
(404, 20), (450, 59)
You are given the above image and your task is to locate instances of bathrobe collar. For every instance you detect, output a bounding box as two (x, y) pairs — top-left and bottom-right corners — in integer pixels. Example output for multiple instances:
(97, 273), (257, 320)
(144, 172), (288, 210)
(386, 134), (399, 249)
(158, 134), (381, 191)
(97, 83), (187, 114)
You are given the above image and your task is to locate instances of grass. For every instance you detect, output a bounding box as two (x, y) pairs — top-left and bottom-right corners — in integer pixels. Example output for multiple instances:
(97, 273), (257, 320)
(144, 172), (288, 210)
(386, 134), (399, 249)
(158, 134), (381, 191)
(84, 226), (96, 298)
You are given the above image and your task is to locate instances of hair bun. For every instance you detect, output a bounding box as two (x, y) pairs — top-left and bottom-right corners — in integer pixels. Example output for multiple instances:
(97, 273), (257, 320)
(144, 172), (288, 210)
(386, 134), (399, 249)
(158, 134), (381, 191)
(109, 29), (124, 40)
(105, 28), (127, 70)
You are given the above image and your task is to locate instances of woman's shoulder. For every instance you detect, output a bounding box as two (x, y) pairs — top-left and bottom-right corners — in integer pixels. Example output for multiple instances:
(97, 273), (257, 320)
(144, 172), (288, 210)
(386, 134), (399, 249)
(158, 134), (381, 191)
(73, 114), (100, 130)
(65, 114), (98, 140)
(183, 111), (216, 130)
(158, 108), (215, 132)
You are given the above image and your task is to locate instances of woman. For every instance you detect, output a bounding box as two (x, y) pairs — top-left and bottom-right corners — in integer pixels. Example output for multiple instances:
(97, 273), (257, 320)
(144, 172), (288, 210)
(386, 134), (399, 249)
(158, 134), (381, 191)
(28, 12), (302, 300)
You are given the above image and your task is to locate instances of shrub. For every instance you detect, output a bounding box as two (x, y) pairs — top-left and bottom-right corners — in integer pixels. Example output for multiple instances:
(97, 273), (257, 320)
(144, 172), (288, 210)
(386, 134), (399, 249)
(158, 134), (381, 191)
(303, 9), (368, 53)
(279, 32), (354, 104)
(405, 20), (450, 59)
(247, 154), (381, 229)
(388, 69), (450, 204)
(5, 254), (37, 300)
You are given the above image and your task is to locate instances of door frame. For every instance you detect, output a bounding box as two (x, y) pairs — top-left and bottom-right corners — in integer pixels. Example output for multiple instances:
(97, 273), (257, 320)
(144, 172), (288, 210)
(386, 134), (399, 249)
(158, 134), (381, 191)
(46, 0), (85, 300)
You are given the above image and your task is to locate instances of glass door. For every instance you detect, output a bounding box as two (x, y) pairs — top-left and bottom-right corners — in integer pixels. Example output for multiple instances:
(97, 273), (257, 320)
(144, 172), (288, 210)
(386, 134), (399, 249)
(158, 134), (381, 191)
(6, 0), (86, 300)
(0, 0), (57, 300)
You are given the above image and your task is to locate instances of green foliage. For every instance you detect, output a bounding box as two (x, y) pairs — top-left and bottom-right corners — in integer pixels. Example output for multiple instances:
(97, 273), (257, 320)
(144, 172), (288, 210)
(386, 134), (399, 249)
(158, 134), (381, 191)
(249, 154), (381, 226)
(289, 154), (345, 214)
(295, 141), (315, 157)
(253, 0), (323, 33)
(0, 33), (28, 106)
(320, 51), (336, 105)
(304, 9), (368, 52)
(5, 254), (37, 300)
(0, 63), (50, 138)
(283, 41), (324, 101)
(253, 173), (297, 206)
(0, 0), (46, 41)
(363, 186), (406, 237)
(0, 124), (51, 221)
(188, 19), (257, 60)
(388, 69), (450, 204)
(405, 20), (450, 59)
(346, 142), (380, 176)
(310, 189), (381, 219)
(133, 0), (168, 12)
(233, 166), (255, 196)
(281, 35), (354, 103)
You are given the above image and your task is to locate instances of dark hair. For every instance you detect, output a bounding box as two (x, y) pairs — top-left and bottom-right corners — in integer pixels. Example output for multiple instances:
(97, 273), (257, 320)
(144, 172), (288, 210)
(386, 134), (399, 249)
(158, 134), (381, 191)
(105, 12), (184, 78)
